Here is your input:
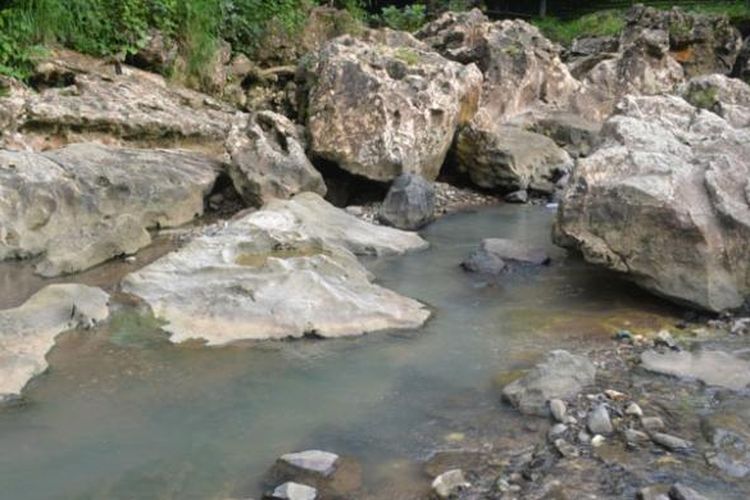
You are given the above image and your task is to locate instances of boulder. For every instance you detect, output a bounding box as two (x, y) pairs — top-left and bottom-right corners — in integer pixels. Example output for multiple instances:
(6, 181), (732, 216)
(0, 284), (109, 401)
(121, 193), (430, 344)
(525, 111), (601, 158)
(462, 238), (550, 275)
(456, 121), (572, 191)
(417, 10), (580, 120)
(502, 350), (596, 417)
(128, 29), (178, 74)
(0, 144), (220, 276)
(226, 111), (326, 206)
(679, 73), (750, 128)
(378, 173), (435, 230)
(622, 5), (742, 78)
(554, 91), (750, 311)
(14, 50), (240, 152)
(301, 33), (482, 182)
(570, 36), (619, 57)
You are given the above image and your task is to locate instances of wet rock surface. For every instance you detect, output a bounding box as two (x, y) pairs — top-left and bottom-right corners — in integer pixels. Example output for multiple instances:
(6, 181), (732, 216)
(641, 349), (750, 390)
(461, 238), (551, 275)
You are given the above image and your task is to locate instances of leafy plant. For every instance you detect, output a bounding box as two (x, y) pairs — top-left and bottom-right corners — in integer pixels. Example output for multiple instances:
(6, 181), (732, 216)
(381, 4), (427, 32)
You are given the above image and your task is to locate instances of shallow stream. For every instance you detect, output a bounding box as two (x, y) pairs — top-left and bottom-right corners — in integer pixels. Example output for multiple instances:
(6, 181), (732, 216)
(0, 205), (680, 499)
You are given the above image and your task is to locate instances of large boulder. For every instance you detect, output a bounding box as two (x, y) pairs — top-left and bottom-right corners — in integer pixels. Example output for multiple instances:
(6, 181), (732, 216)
(502, 350), (596, 417)
(455, 121), (572, 191)
(679, 73), (750, 128)
(9, 50), (241, 152)
(0, 284), (109, 401)
(300, 33), (482, 182)
(417, 9), (580, 120)
(226, 111), (326, 206)
(122, 193), (430, 344)
(378, 173), (435, 230)
(555, 88), (750, 312)
(622, 5), (742, 78)
(0, 144), (220, 276)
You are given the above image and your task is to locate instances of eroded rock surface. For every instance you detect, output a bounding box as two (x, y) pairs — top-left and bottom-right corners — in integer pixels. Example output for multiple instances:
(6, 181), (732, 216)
(0, 144), (220, 276)
(122, 193), (429, 344)
(301, 33), (482, 182)
(555, 90), (750, 311)
(226, 111), (326, 206)
(0, 284), (109, 401)
(641, 350), (750, 390)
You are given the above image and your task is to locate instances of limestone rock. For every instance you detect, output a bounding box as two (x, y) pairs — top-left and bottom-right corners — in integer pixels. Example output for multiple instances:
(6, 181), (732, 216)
(270, 482), (317, 500)
(0, 284), (109, 401)
(417, 10), (580, 120)
(301, 33), (482, 182)
(279, 451), (339, 478)
(679, 73), (750, 128)
(456, 122), (572, 191)
(431, 469), (470, 499)
(128, 29), (178, 74)
(462, 238), (550, 275)
(226, 111), (326, 206)
(122, 193), (430, 344)
(378, 173), (435, 230)
(502, 350), (596, 417)
(554, 91), (750, 312)
(0, 144), (220, 276)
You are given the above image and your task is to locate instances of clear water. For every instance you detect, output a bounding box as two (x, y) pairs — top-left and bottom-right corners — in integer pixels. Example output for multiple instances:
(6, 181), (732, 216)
(0, 205), (679, 500)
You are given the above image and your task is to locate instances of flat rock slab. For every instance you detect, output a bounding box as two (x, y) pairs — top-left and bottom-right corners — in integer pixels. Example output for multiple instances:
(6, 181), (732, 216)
(279, 450), (339, 477)
(0, 284), (109, 401)
(641, 349), (750, 390)
(0, 143), (220, 276)
(122, 193), (430, 344)
(271, 482), (318, 500)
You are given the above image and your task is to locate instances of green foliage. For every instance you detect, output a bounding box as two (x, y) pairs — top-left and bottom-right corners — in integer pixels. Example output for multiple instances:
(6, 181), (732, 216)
(533, 10), (625, 45)
(0, 6), (38, 79)
(684, 86), (719, 110)
(394, 47), (420, 66)
(381, 4), (427, 32)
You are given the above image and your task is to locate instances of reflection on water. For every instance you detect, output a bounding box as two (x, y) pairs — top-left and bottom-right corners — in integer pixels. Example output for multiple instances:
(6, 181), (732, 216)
(0, 205), (679, 499)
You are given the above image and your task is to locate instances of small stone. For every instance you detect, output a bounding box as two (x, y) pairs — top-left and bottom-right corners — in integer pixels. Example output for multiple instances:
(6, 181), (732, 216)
(270, 482), (318, 500)
(548, 423), (568, 440)
(563, 415), (577, 425)
(553, 438), (579, 458)
(432, 469), (470, 499)
(669, 483), (709, 500)
(637, 485), (670, 500)
(654, 330), (678, 350)
(641, 416), (666, 432)
(591, 435), (606, 447)
(444, 432), (465, 443)
(624, 428), (650, 444)
(615, 329), (633, 342)
(549, 399), (567, 422)
(505, 189), (528, 204)
(496, 478), (511, 493)
(650, 432), (692, 452)
(588, 404), (614, 435)
(578, 430), (591, 444)
(278, 450), (339, 477)
(625, 402), (644, 418)
(124, 255), (137, 263)
(604, 389), (626, 401)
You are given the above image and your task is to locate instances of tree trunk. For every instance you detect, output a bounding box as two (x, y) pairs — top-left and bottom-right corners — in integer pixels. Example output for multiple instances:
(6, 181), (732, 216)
(539, 0), (548, 18)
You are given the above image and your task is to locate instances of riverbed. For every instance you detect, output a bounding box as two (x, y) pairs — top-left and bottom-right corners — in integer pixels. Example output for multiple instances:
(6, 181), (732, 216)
(0, 205), (680, 499)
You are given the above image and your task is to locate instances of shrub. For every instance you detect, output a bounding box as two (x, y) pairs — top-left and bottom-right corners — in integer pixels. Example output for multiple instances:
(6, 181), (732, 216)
(381, 4), (427, 32)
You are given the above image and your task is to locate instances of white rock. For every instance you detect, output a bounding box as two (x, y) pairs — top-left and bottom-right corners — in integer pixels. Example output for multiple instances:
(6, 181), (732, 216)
(279, 450), (339, 477)
(432, 469), (470, 499)
(271, 482), (317, 500)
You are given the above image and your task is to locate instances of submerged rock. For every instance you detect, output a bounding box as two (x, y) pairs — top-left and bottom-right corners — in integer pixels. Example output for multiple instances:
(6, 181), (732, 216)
(269, 482), (317, 500)
(0, 144), (220, 276)
(0, 284), (109, 401)
(641, 349), (750, 391)
(270, 448), (362, 498)
(502, 350), (596, 417)
(122, 193), (430, 344)
(702, 401), (750, 478)
(431, 469), (470, 499)
(226, 111), (326, 207)
(301, 33), (482, 182)
(555, 90), (750, 312)
(278, 450), (339, 478)
(378, 173), (435, 230)
(462, 238), (550, 275)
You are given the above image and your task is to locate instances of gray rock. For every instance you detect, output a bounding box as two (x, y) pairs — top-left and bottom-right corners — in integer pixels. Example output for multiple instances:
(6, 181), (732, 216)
(624, 428), (651, 444)
(555, 91), (750, 312)
(129, 29), (178, 74)
(638, 486), (670, 500)
(378, 173), (435, 230)
(529, 112), (601, 158)
(679, 73), (750, 128)
(502, 350), (596, 417)
(0, 284), (109, 401)
(301, 33), (482, 182)
(549, 399), (567, 423)
(548, 423), (568, 440)
(278, 451), (339, 478)
(504, 190), (528, 204)
(462, 238), (550, 275)
(650, 432), (692, 452)
(642, 416), (666, 433)
(701, 401), (750, 478)
(570, 36), (619, 57)
(0, 144), (220, 276)
(270, 482), (317, 500)
(226, 111), (326, 207)
(654, 330), (678, 350)
(431, 469), (470, 499)
(669, 483), (709, 500)
(587, 404), (614, 435)
(553, 438), (579, 458)
(456, 123), (573, 192)
(122, 193), (430, 344)
(626, 403), (644, 418)
(641, 350), (750, 391)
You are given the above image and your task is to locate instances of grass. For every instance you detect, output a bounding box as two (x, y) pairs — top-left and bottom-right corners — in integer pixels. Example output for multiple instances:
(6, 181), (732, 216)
(533, 10), (625, 45)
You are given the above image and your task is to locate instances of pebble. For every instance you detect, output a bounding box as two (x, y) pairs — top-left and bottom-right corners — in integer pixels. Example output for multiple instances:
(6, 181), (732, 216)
(577, 430), (591, 444)
(669, 483), (709, 500)
(432, 469), (470, 499)
(654, 330), (678, 350)
(587, 404), (614, 435)
(615, 329), (634, 342)
(625, 402), (644, 418)
(549, 399), (567, 422)
(548, 423), (567, 440)
(624, 428), (650, 444)
(650, 432), (692, 451)
(641, 416), (666, 432)
(637, 485), (670, 500)
(604, 389), (626, 401)
(553, 438), (579, 458)
(124, 256), (137, 264)
(591, 435), (606, 447)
